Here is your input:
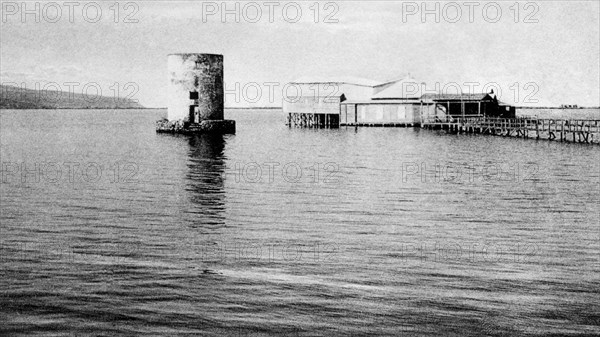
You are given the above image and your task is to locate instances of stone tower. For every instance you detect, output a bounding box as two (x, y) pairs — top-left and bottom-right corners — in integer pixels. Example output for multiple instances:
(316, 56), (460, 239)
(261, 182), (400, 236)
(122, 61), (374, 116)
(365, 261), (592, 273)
(162, 53), (234, 134)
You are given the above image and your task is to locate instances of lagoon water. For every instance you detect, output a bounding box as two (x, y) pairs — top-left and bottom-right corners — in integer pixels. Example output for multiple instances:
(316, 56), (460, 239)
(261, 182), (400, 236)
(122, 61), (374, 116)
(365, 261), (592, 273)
(1, 109), (599, 336)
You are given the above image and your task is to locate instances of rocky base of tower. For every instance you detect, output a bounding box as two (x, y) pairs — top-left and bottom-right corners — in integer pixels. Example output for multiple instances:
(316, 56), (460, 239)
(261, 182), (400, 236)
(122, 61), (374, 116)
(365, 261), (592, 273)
(156, 119), (236, 135)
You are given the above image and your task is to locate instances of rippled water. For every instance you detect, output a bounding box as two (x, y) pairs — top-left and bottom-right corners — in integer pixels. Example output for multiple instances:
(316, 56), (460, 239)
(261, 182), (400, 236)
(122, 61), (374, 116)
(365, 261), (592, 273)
(1, 109), (599, 336)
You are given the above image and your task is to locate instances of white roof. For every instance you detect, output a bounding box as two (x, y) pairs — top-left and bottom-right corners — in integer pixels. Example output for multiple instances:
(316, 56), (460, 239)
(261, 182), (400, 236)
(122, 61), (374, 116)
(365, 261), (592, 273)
(371, 76), (423, 99)
(291, 76), (382, 87)
(374, 73), (414, 88)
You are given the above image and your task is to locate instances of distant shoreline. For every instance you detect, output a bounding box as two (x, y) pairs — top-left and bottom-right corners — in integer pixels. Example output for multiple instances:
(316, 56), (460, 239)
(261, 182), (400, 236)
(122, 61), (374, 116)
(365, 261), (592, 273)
(0, 107), (156, 110)
(1, 106), (598, 111)
(0, 107), (284, 110)
(515, 106), (600, 109)
(226, 107), (281, 110)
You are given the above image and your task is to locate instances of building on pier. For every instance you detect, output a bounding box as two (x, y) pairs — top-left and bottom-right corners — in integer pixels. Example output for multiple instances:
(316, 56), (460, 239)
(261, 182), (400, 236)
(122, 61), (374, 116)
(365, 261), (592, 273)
(340, 99), (430, 126)
(283, 76), (515, 127)
(286, 94), (345, 128)
(498, 101), (516, 118)
(339, 75), (432, 126)
(420, 92), (515, 119)
(285, 75), (432, 127)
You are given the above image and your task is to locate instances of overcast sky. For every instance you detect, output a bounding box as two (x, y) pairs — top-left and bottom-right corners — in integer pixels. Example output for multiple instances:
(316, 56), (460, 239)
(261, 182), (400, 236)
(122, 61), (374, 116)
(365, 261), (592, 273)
(1, 1), (599, 107)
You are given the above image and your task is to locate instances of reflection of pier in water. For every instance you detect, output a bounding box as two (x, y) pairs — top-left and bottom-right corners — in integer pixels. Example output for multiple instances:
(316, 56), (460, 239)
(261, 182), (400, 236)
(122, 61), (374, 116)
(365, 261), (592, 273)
(185, 134), (228, 228)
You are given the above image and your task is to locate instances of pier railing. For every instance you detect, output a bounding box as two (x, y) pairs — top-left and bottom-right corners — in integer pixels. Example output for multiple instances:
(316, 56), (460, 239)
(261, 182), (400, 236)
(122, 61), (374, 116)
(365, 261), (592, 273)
(421, 116), (600, 144)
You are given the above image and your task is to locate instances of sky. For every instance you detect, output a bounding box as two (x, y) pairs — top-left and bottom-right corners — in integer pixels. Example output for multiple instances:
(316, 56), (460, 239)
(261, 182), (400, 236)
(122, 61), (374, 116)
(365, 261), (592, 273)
(1, 0), (599, 107)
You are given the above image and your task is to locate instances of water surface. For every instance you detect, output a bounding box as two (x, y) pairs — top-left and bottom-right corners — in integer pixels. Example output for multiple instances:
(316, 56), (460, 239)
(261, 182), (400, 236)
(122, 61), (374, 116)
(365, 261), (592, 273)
(1, 109), (599, 336)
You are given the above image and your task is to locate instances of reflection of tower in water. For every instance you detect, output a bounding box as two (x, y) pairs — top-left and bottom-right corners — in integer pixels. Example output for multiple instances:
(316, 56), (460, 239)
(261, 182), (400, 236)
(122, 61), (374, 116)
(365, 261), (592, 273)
(185, 134), (227, 227)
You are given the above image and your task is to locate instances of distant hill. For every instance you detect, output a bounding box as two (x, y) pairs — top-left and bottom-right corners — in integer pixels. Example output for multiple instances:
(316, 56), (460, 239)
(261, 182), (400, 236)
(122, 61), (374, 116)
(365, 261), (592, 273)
(0, 84), (145, 109)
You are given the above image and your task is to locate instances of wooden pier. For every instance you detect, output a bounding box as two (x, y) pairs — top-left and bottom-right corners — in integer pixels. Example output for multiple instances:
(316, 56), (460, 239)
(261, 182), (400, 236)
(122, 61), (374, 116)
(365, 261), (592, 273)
(421, 116), (600, 144)
(341, 122), (418, 127)
(287, 113), (339, 128)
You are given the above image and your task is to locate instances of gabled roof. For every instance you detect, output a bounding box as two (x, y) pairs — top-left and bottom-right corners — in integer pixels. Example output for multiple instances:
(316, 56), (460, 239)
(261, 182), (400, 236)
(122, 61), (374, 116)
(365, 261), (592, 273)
(373, 73), (415, 88)
(421, 93), (493, 101)
(372, 76), (423, 99)
(290, 76), (382, 87)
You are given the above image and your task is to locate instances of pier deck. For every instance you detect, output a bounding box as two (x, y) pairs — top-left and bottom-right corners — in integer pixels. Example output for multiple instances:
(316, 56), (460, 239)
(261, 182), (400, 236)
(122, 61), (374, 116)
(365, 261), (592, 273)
(421, 116), (600, 144)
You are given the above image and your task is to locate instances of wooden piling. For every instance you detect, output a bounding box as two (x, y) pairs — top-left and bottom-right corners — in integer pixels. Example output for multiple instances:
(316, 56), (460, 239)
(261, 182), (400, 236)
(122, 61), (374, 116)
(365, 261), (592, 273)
(420, 116), (599, 145)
